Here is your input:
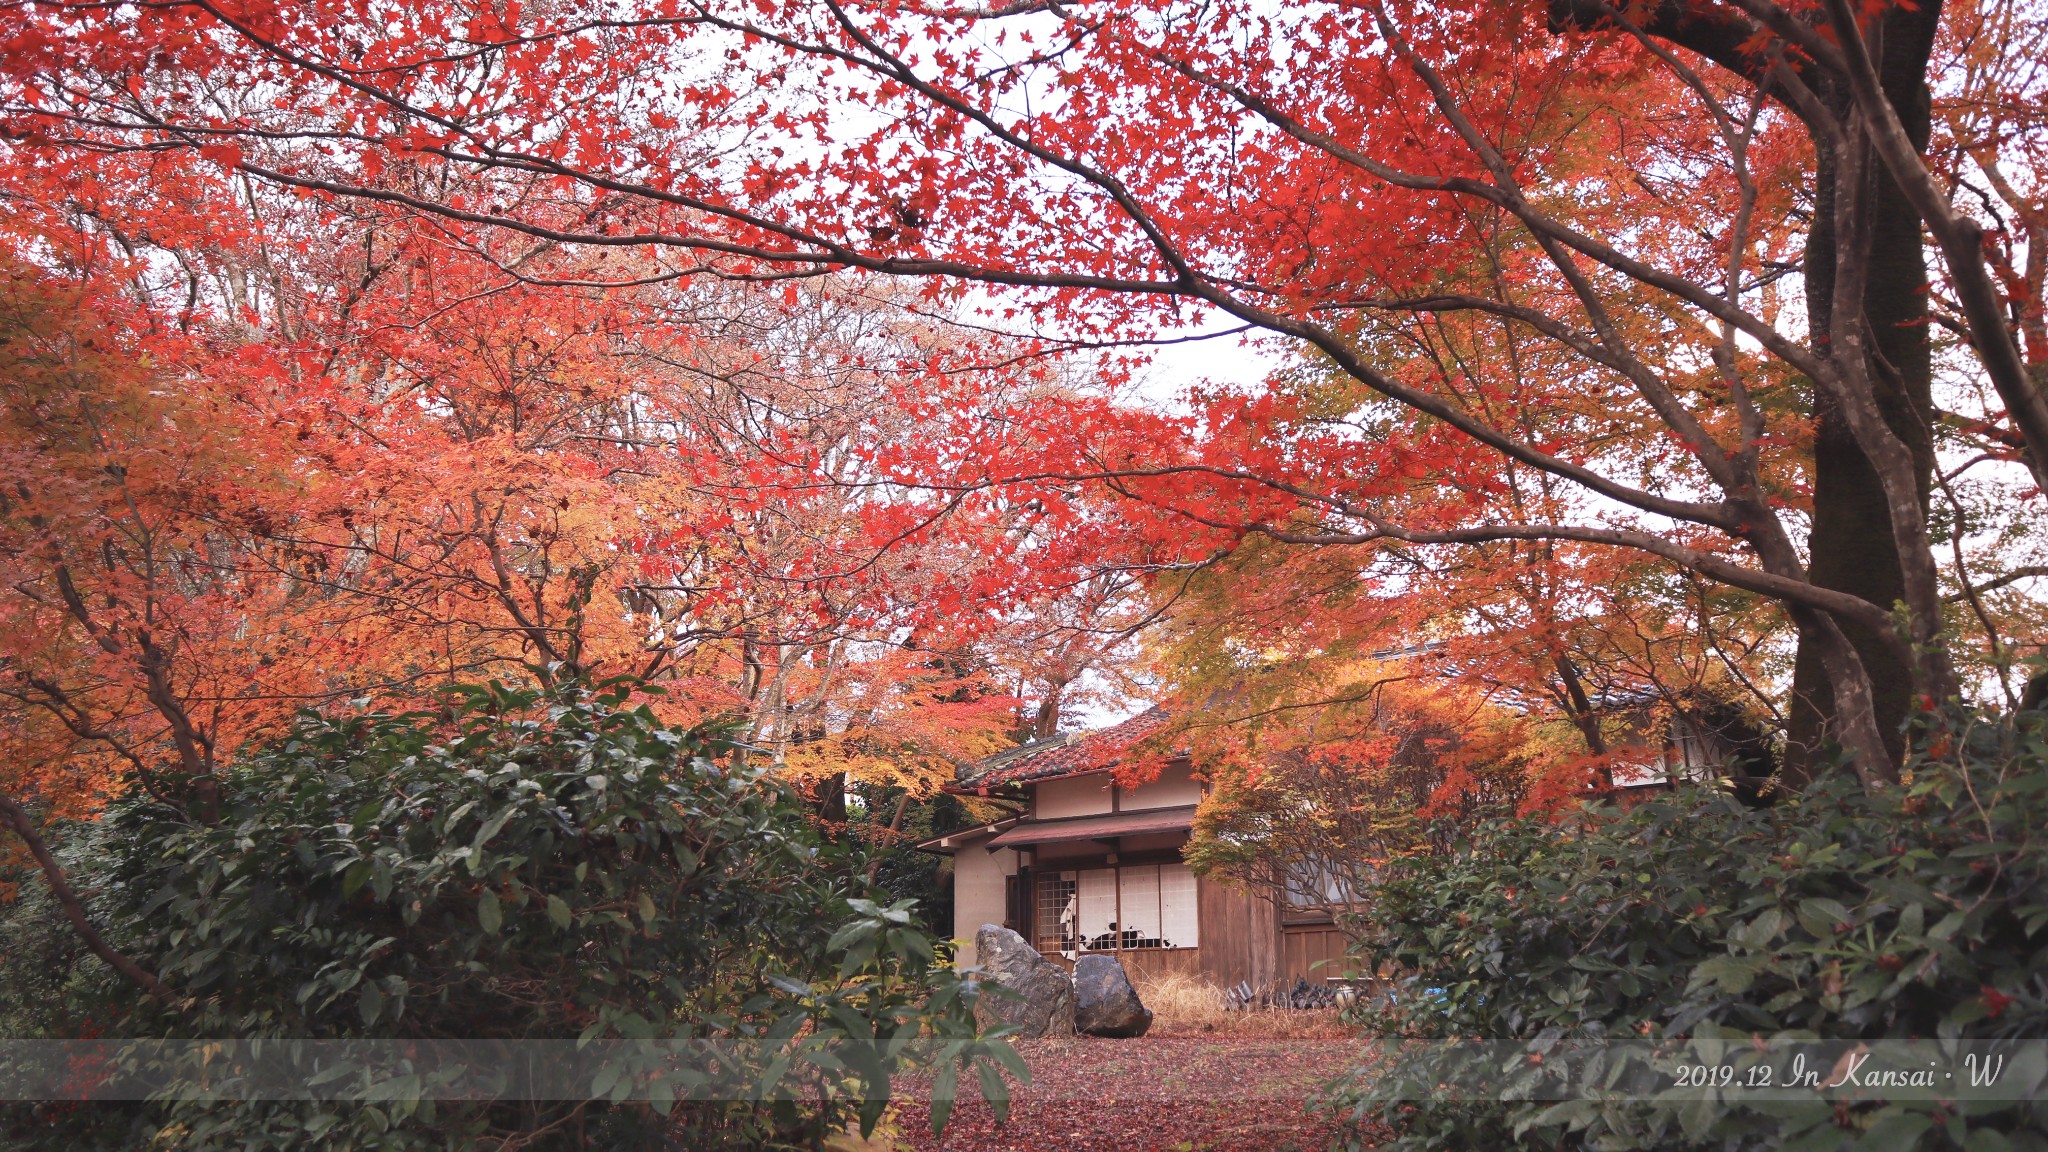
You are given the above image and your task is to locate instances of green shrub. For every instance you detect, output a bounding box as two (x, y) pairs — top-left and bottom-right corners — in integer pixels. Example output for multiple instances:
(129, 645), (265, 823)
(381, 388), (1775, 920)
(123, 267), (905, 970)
(5, 679), (1011, 1151)
(1330, 706), (2048, 1151)
(0, 844), (96, 1040)
(845, 778), (970, 924)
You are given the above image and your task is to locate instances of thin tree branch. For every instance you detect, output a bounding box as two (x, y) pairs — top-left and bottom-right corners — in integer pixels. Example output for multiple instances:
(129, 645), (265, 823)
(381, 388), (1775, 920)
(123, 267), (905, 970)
(1820, 0), (2048, 490)
(0, 793), (171, 1000)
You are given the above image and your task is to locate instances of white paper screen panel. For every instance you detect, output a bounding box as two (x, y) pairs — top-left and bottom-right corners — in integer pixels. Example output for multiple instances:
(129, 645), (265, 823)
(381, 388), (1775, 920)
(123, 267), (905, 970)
(1159, 863), (1199, 948)
(1077, 868), (1117, 944)
(1117, 865), (1161, 940)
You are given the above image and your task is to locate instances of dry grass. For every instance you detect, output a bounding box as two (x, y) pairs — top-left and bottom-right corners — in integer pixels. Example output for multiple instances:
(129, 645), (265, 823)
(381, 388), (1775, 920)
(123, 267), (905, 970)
(1133, 971), (1353, 1038)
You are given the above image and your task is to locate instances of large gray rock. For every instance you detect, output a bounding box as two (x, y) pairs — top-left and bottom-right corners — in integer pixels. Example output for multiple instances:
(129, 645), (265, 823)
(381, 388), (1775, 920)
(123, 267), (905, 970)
(971, 924), (1075, 1038)
(1073, 953), (1153, 1038)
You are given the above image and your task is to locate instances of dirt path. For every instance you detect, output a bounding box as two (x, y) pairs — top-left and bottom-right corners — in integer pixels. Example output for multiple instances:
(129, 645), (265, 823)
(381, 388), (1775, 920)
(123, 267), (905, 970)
(892, 1036), (1372, 1152)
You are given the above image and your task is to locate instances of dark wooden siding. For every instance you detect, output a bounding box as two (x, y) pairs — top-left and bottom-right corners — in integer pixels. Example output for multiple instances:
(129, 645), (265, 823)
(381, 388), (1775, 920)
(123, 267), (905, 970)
(1023, 877), (1355, 989)
(1194, 876), (1281, 988)
(1118, 947), (1203, 985)
(1281, 923), (1361, 981)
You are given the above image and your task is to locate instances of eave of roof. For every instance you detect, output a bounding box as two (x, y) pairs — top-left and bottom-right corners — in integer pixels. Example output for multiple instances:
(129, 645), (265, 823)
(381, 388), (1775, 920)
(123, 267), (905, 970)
(911, 818), (1020, 855)
(984, 804), (1197, 848)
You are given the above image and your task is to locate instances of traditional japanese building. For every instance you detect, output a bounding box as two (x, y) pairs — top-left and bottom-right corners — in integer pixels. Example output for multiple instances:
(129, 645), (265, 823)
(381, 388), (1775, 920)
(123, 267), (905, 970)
(917, 709), (1353, 989)
(919, 694), (1746, 989)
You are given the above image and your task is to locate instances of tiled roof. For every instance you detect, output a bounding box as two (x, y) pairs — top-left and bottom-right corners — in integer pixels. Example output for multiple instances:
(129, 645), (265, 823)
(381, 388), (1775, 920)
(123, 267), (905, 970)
(954, 708), (1175, 790)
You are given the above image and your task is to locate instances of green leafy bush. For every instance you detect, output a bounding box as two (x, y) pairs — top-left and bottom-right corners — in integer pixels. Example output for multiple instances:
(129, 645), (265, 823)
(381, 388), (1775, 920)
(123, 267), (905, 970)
(1330, 707), (2048, 1151)
(0, 853), (95, 1040)
(5, 680), (1011, 1151)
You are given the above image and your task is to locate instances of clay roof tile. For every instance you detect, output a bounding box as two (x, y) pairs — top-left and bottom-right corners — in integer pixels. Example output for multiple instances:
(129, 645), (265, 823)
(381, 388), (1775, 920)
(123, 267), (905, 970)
(954, 707), (1175, 789)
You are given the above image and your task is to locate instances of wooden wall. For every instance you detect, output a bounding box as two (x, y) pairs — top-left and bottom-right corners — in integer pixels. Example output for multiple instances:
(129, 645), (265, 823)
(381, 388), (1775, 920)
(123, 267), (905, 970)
(1026, 887), (1359, 990)
(1193, 876), (1281, 989)
(1280, 923), (1362, 981)
(991, 849), (1362, 991)
(1117, 947), (1202, 985)
(1170, 882), (1368, 988)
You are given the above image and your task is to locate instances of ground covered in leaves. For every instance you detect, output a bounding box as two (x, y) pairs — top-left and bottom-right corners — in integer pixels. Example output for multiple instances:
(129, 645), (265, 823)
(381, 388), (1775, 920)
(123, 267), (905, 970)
(892, 1035), (1370, 1152)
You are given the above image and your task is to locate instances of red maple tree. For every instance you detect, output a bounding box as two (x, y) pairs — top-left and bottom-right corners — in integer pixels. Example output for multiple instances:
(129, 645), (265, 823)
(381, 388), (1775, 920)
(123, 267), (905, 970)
(9, 0), (2036, 784)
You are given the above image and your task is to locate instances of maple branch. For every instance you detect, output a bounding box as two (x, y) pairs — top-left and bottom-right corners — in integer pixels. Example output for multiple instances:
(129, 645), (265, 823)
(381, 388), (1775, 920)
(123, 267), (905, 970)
(146, 3), (1185, 297)
(0, 671), (184, 809)
(191, 0), (1180, 306)
(133, 634), (218, 811)
(1934, 465), (2017, 706)
(25, 0), (1977, 765)
(229, 156), (1179, 293)
(1818, 0), (2048, 491)
(809, 0), (1204, 290)
(898, 0), (1060, 16)
(1200, 306), (1739, 525)
(1233, 516), (1904, 653)
(1369, 5), (1760, 499)
(1688, 573), (1789, 728)
(111, 4), (1788, 563)
(1709, 0), (1853, 83)
(1364, 294), (1641, 377)
(904, 458), (1883, 691)
(472, 501), (581, 683)
(158, 0), (1756, 544)
(862, 792), (914, 884)
(41, 546), (219, 818)
(1046, 435), (1909, 727)
(1540, 0), (1955, 696)
(1545, 0), (1780, 87)
(1717, 96), (1771, 461)
(1585, 3), (1774, 464)
(1150, 46), (1830, 563)
(1957, 148), (2048, 363)
(1156, 27), (1846, 401)
(0, 792), (171, 1000)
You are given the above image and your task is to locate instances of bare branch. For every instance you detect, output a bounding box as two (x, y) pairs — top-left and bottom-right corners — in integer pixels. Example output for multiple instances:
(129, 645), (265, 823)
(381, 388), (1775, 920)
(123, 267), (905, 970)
(0, 793), (171, 1000)
(1820, 0), (2048, 490)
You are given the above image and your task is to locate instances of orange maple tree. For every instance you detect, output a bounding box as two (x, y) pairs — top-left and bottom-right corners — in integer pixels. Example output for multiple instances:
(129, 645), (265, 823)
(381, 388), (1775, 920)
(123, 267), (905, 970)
(0, 141), (1157, 985)
(1181, 672), (1561, 918)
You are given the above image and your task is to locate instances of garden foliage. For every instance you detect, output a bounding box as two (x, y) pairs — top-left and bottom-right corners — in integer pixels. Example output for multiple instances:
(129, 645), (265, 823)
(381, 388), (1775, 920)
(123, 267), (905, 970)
(3, 679), (1014, 1151)
(1332, 707), (2048, 1151)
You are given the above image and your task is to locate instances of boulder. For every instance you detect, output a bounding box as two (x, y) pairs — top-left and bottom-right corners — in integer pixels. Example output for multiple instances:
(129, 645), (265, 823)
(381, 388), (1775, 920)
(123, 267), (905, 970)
(971, 924), (1075, 1038)
(1073, 953), (1153, 1038)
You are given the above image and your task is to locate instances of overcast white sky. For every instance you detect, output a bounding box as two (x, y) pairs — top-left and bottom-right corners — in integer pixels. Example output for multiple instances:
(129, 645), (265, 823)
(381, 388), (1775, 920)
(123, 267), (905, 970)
(1129, 317), (1284, 408)
(1061, 308), (1293, 731)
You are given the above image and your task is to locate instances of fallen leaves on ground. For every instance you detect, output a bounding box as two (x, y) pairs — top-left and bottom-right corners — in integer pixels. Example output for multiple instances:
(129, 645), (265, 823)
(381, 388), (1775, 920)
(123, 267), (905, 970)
(895, 1036), (1375, 1152)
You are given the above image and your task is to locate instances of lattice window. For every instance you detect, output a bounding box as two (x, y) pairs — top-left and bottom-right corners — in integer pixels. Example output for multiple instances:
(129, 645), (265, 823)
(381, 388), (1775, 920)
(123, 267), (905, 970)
(1040, 863), (1199, 953)
(1034, 870), (1079, 955)
(1077, 868), (1116, 947)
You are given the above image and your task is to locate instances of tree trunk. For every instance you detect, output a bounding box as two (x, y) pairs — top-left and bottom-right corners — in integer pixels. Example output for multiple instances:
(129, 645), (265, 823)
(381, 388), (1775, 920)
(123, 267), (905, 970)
(1033, 682), (1066, 740)
(1783, 0), (1942, 786)
(1543, 0), (1948, 784)
(817, 770), (848, 824)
